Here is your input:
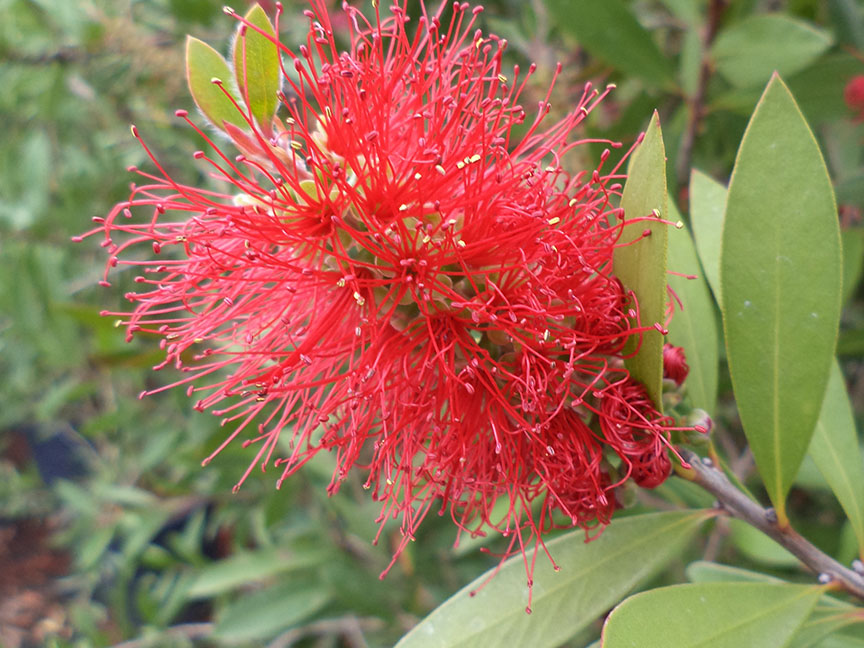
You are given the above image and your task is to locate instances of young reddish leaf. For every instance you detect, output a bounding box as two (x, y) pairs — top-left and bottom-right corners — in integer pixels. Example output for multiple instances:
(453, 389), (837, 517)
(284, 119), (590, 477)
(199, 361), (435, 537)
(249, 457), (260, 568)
(186, 36), (245, 131)
(233, 4), (281, 133)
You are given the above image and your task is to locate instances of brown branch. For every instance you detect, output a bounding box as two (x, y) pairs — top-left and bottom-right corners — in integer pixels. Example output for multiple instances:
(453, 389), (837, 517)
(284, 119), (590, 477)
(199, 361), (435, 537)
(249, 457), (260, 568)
(675, 0), (727, 190)
(678, 448), (864, 601)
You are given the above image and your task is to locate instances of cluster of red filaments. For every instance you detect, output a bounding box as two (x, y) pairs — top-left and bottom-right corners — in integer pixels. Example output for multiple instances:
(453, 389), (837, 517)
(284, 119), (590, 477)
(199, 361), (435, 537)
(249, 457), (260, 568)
(80, 0), (691, 604)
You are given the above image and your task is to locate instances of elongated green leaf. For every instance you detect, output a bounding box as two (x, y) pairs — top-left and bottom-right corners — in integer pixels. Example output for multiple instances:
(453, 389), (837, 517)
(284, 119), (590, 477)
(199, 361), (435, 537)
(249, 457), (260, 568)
(842, 229), (864, 306)
(603, 583), (823, 648)
(233, 4), (281, 131)
(615, 112), (669, 409)
(547, 0), (674, 87)
(396, 511), (710, 648)
(721, 75), (842, 523)
(811, 633), (864, 647)
(790, 609), (864, 648)
(828, 0), (864, 50)
(728, 518), (798, 568)
(712, 15), (833, 88)
(186, 36), (245, 131)
(656, 0), (704, 27)
(689, 169), (727, 303)
(212, 582), (331, 641)
(186, 548), (326, 598)
(686, 560), (784, 585)
(809, 360), (864, 558)
(666, 202), (719, 414)
(686, 561), (861, 648)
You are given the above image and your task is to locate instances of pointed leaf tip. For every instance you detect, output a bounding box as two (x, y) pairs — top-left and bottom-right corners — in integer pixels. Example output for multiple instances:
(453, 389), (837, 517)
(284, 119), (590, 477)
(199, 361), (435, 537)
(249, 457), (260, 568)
(233, 3), (281, 132)
(186, 36), (245, 131)
(615, 113), (669, 409)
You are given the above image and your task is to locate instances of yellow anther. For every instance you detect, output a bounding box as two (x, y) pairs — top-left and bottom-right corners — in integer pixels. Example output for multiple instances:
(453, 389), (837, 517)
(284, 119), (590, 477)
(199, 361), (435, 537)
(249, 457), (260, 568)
(568, 198), (578, 207)
(399, 204), (409, 212)
(422, 235), (431, 244)
(457, 240), (466, 248)
(547, 217), (560, 225)
(290, 141), (303, 150)
(414, 172), (422, 180)
(675, 220), (684, 229)
(456, 160), (465, 170)
(435, 164), (446, 175)
(498, 74), (507, 83)
(651, 208), (661, 218)
(469, 154), (481, 164)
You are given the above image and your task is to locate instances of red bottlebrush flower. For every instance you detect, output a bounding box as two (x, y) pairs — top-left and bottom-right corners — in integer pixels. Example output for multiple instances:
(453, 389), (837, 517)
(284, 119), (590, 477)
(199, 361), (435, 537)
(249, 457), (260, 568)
(662, 343), (689, 387)
(79, 0), (689, 607)
(844, 75), (864, 121)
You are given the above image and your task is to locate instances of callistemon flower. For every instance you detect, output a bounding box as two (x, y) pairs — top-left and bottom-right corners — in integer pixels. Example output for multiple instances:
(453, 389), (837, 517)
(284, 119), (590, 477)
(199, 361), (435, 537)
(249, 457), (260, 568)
(79, 0), (688, 605)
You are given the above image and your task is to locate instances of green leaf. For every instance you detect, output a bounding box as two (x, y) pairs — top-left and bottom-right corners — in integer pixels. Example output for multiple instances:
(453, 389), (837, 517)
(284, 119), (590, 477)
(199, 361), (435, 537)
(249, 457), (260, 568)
(602, 583), (823, 648)
(685, 560), (861, 648)
(666, 203), (719, 414)
(233, 4), (281, 132)
(828, 0), (864, 50)
(689, 169), (727, 303)
(686, 560), (785, 585)
(728, 519), (799, 568)
(186, 36), (245, 131)
(212, 582), (331, 642)
(790, 609), (864, 648)
(547, 0), (674, 87)
(657, 0), (705, 27)
(811, 633), (864, 648)
(841, 229), (864, 305)
(711, 15), (833, 89)
(396, 511), (710, 648)
(615, 112), (669, 409)
(789, 54), (864, 124)
(721, 75), (842, 523)
(186, 548), (326, 599)
(809, 360), (864, 559)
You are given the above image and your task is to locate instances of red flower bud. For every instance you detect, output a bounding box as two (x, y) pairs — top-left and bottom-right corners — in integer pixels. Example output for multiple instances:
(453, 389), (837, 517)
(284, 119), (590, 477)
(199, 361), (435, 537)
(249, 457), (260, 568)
(663, 343), (690, 386)
(844, 75), (864, 122)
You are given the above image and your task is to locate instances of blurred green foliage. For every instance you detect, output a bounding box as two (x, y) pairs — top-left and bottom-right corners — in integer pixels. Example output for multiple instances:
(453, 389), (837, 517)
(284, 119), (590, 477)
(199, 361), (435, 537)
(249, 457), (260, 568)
(1, 0), (863, 646)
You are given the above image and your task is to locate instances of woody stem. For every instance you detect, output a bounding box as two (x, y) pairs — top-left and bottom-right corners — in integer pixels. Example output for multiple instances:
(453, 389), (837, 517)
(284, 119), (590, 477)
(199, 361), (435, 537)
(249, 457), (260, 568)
(678, 447), (864, 601)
